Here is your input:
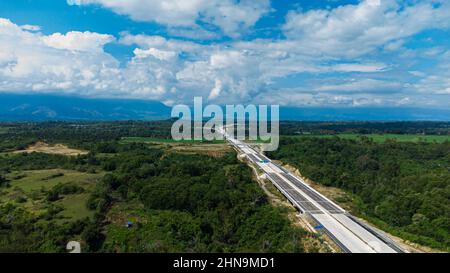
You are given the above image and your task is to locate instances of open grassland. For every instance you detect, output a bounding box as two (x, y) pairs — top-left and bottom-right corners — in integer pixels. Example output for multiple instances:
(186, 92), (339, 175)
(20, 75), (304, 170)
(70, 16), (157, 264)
(56, 193), (94, 221)
(121, 136), (230, 157)
(297, 133), (450, 143)
(0, 127), (11, 134)
(121, 136), (225, 144)
(123, 134), (450, 145)
(1, 169), (104, 221)
(6, 169), (101, 193)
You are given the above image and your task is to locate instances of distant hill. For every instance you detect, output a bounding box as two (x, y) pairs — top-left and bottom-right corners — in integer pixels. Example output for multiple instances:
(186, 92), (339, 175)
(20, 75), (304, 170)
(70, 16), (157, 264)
(0, 93), (449, 121)
(0, 94), (171, 121)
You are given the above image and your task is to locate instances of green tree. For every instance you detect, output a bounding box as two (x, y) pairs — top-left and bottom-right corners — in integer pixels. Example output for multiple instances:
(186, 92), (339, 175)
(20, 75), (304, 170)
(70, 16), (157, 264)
(0, 175), (9, 187)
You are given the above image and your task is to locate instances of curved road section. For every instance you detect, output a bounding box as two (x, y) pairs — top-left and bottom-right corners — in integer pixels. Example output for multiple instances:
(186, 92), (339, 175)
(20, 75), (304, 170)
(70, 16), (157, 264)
(219, 127), (404, 253)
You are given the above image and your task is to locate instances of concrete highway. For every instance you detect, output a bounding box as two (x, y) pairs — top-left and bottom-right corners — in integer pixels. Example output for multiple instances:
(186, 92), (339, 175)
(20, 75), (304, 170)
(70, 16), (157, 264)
(218, 127), (404, 253)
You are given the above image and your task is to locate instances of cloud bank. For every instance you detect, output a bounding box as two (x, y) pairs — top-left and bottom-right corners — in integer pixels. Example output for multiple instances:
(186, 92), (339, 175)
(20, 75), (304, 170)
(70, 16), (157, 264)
(67, 0), (271, 38)
(1, 0), (450, 107)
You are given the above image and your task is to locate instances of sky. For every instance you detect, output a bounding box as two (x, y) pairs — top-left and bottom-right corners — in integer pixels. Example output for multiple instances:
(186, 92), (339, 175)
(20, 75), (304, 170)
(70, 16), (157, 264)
(0, 0), (449, 108)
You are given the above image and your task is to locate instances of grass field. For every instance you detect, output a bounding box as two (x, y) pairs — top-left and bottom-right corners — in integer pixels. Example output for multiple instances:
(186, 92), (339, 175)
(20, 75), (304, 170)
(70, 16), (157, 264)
(119, 137), (233, 158)
(56, 193), (95, 221)
(0, 127), (11, 134)
(1, 169), (104, 221)
(296, 133), (450, 143)
(121, 136), (270, 144)
(7, 169), (102, 193)
(121, 136), (225, 144)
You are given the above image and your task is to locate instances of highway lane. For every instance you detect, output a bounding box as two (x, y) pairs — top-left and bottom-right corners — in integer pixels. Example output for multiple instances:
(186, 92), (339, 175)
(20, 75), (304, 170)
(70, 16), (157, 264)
(218, 127), (401, 253)
(279, 173), (344, 214)
(266, 173), (323, 214)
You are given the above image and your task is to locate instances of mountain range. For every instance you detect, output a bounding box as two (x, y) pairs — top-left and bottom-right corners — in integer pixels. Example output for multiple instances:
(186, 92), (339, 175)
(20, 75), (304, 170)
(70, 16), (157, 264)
(0, 93), (449, 121)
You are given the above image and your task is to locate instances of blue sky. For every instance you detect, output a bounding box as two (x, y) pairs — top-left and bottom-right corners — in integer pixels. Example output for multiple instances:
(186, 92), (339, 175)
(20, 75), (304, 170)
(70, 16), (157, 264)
(0, 0), (449, 108)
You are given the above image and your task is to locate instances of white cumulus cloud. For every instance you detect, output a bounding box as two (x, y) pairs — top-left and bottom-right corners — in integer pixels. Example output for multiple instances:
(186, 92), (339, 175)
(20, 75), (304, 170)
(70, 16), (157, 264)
(42, 31), (115, 52)
(283, 0), (450, 58)
(67, 0), (271, 38)
(2, 0), (450, 108)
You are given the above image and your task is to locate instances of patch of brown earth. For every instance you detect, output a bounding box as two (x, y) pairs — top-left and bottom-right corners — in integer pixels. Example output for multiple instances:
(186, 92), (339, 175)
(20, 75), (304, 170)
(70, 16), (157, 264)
(14, 141), (88, 156)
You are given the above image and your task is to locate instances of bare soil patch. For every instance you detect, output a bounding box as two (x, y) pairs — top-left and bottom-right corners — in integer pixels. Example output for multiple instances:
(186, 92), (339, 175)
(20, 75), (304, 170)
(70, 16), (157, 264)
(158, 142), (231, 157)
(14, 141), (88, 156)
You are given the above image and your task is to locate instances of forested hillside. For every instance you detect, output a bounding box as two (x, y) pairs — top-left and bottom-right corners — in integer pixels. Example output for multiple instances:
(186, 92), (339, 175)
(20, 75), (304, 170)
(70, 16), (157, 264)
(268, 137), (450, 250)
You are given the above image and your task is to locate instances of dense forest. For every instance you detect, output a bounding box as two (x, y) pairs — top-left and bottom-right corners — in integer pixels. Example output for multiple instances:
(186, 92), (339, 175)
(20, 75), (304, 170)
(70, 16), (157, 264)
(280, 121), (450, 135)
(2, 120), (448, 152)
(98, 151), (309, 252)
(0, 123), (311, 252)
(1, 121), (449, 252)
(0, 121), (173, 152)
(268, 137), (450, 250)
